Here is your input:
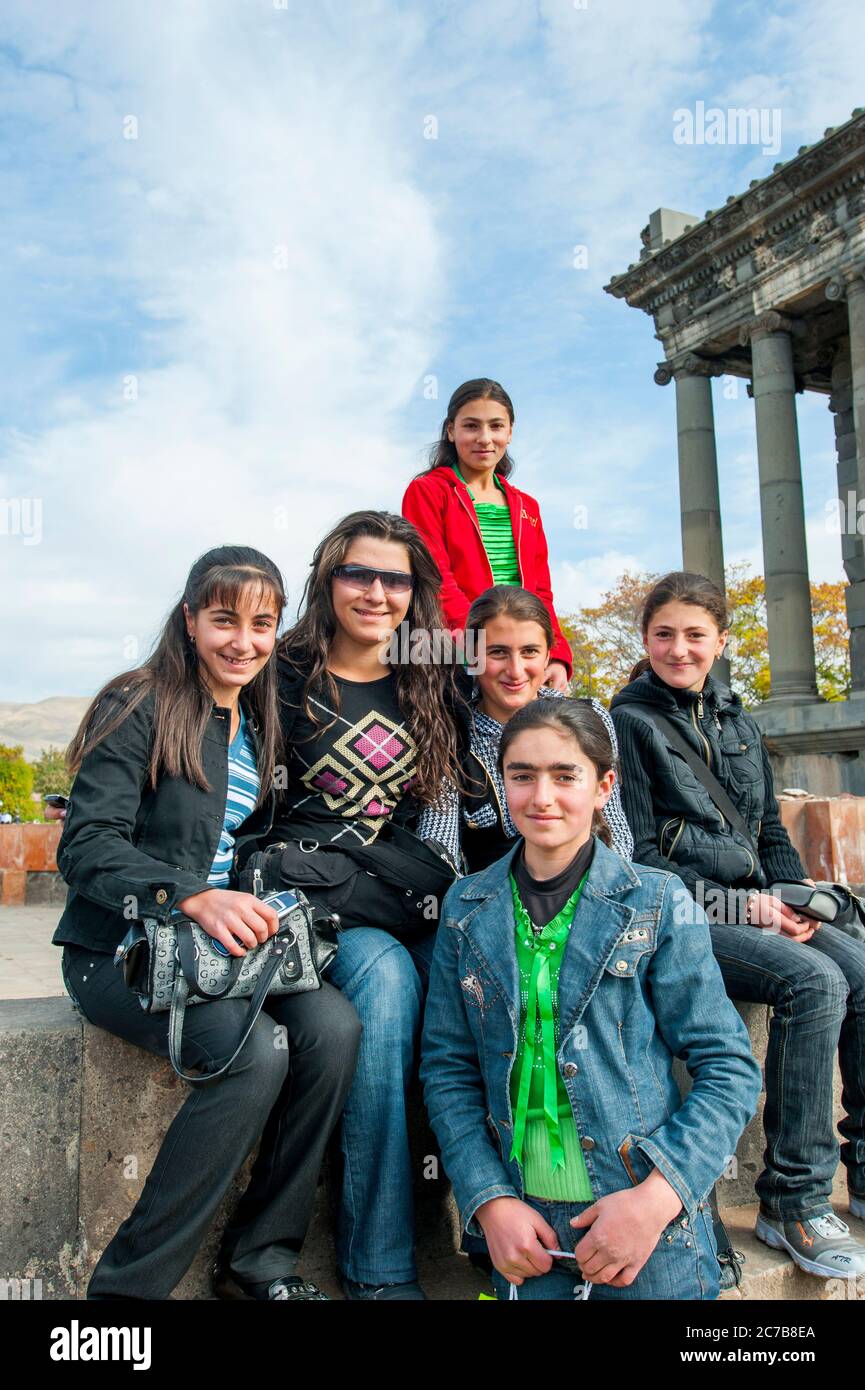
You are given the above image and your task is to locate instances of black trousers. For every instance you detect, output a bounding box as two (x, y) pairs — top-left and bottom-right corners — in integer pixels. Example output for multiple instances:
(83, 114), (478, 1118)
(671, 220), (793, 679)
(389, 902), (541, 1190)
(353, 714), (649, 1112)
(62, 943), (361, 1299)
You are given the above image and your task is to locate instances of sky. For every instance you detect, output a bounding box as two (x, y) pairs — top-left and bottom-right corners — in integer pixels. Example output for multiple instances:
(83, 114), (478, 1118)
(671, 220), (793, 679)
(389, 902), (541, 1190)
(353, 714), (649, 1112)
(2, 0), (864, 702)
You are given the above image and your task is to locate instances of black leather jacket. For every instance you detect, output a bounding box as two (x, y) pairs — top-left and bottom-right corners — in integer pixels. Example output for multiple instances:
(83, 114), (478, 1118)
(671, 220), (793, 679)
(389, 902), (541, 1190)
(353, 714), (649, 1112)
(611, 670), (804, 910)
(53, 687), (274, 951)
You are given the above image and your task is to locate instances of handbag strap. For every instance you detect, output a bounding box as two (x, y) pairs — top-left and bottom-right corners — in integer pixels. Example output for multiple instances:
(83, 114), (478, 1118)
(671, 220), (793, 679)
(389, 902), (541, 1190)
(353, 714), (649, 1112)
(167, 936), (293, 1086)
(177, 921), (245, 1002)
(625, 703), (761, 861)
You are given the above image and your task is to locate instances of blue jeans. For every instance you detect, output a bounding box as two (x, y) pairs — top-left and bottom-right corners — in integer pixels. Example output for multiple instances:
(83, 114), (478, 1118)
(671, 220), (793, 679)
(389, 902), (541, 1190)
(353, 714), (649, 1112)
(489, 1196), (719, 1301)
(326, 925), (437, 1284)
(710, 921), (865, 1219)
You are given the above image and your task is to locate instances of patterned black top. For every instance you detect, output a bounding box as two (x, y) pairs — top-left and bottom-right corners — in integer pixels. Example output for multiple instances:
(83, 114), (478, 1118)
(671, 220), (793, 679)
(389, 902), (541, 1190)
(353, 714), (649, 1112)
(278, 672), (419, 848)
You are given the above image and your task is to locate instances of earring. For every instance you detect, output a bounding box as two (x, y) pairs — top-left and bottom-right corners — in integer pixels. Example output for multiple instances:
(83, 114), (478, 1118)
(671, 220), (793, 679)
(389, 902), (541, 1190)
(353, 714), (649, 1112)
(188, 632), (196, 647)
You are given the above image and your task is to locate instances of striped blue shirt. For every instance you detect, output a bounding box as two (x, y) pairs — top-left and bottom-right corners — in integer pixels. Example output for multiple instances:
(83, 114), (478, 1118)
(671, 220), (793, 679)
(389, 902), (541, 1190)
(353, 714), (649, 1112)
(207, 706), (260, 887)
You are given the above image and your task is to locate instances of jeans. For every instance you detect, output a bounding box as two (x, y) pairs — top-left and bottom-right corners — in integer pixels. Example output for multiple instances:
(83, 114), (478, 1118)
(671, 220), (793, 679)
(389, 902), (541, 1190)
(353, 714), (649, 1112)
(489, 1196), (719, 1301)
(710, 921), (865, 1219)
(325, 925), (437, 1284)
(62, 942), (361, 1298)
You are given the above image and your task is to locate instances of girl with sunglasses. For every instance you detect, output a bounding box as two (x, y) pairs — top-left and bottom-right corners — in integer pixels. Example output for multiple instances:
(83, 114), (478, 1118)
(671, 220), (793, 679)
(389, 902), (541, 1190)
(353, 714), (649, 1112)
(54, 546), (361, 1301)
(402, 378), (573, 693)
(266, 511), (462, 1300)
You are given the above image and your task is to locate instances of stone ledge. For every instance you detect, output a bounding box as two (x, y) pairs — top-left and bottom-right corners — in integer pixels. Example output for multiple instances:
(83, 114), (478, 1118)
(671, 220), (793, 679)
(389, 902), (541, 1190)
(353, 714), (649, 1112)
(0, 994), (851, 1299)
(719, 1203), (865, 1301)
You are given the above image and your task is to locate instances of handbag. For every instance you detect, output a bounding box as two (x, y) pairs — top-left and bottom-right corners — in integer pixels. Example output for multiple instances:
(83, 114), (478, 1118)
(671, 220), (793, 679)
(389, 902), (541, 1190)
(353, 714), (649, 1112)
(114, 888), (340, 1085)
(240, 828), (457, 932)
(771, 880), (865, 941)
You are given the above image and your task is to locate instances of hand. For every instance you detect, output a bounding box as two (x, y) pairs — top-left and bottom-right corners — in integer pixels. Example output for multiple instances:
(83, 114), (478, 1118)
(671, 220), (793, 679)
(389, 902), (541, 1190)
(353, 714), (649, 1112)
(543, 661), (570, 692)
(44, 804), (67, 821)
(747, 892), (816, 942)
(475, 1196), (559, 1286)
(176, 889), (280, 958)
(570, 1171), (683, 1287)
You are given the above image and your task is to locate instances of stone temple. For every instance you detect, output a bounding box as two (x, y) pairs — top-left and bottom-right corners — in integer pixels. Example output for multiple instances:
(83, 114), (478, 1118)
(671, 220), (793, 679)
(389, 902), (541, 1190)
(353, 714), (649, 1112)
(606, 108), (865, 795)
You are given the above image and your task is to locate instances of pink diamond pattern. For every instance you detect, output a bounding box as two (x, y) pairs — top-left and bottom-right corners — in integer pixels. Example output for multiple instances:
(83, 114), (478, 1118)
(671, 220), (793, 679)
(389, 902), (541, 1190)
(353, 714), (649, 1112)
(351, 723), (408, 771)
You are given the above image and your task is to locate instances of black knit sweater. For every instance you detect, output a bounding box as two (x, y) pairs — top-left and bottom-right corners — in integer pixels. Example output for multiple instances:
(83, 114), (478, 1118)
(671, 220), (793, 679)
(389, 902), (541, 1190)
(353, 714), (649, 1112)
(610, 670), (805, 924)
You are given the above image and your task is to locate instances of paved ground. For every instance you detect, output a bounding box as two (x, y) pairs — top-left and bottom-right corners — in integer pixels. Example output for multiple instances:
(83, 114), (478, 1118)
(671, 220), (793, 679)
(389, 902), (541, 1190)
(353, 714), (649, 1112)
(0, 904), (64, 999)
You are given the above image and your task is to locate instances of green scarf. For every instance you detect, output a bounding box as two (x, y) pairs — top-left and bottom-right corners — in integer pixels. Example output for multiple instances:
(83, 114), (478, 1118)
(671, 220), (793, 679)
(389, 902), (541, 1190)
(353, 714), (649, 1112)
(509, 869), (589, 1172)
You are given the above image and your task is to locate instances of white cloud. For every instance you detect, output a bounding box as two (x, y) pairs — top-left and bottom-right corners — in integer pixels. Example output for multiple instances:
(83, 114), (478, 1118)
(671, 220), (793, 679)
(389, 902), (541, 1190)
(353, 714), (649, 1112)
(552, 550), (646, 613)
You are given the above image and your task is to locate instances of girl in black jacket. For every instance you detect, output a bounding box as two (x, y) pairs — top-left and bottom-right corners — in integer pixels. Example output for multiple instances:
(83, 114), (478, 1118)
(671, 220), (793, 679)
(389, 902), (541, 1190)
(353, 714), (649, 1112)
(54, 545), (360, 1301)
(611, 571), (865, 1282)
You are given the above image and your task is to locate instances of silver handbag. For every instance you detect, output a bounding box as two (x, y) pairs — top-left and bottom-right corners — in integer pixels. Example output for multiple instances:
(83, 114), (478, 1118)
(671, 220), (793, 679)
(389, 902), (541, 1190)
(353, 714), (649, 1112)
(114, 889), (340, 1085)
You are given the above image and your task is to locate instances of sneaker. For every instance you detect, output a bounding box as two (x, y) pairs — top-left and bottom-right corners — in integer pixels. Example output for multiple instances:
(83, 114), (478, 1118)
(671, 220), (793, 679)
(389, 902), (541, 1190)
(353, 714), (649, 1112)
(340, 1275), (427, 1301)
(755, 1210), (865, 1278)
(851, 1193), (865, 1222)
(215, 1266), (329, 1300)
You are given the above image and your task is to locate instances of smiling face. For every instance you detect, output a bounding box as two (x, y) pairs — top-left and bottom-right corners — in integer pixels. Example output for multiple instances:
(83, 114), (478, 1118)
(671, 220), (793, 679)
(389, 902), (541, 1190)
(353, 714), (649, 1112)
(643, 600), (728, 693)
(447, 397), (513, 477)
(330, 536), (413, 650)
(503, 725), (614, 855)
(476, 615), (550, 723)
(184, 582), (280, 702)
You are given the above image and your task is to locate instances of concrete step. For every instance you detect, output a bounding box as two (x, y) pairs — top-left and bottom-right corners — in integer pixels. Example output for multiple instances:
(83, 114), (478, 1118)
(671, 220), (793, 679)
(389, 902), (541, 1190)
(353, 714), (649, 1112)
(719, 1202), (865, 1301)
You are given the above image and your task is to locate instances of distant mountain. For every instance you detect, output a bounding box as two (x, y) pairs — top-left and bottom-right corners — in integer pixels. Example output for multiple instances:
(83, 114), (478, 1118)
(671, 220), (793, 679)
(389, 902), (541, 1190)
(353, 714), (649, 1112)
(0, 697), (90, 761)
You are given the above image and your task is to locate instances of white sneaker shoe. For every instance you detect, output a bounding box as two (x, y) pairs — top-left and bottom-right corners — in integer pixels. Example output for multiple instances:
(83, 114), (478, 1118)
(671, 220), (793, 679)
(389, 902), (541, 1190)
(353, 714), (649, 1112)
(755, 1210), (865, 1278)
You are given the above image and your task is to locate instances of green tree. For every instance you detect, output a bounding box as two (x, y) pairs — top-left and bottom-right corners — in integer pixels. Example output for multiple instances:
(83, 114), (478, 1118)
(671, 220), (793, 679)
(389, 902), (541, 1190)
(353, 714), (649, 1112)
(0, 744), (35, 820)
(30, 746), (73, 798)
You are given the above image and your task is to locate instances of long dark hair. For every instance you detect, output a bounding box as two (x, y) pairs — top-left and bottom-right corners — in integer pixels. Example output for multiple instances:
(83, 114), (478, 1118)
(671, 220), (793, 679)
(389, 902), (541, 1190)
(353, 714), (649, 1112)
(68, 546), (287, 804)
(279, 510), (460, 806)
(422, 378), (516, 480)
(628, 571), (730, 682)
(497, 697), (615, 846)
(466, 585), (554, 652)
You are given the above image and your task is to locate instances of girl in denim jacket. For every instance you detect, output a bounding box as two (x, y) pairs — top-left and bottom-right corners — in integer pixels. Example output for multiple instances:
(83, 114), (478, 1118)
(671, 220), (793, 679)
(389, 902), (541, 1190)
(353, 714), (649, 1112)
(420, 698), (761, 1299)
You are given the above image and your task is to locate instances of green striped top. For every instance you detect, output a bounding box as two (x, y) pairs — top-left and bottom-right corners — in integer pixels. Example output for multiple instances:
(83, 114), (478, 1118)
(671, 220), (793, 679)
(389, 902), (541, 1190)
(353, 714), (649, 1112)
(452, 465), (520, 585)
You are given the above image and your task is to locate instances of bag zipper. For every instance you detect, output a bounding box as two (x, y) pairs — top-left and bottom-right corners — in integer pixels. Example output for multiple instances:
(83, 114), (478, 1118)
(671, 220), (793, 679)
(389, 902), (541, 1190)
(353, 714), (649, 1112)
(692, 695), (724, 832)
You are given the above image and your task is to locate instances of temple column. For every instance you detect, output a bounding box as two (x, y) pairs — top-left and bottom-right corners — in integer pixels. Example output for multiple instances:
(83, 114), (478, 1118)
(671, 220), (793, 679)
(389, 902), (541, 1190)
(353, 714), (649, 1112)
(655, 355), (729, 683)
(828, 268), (865, 692)
(740, 312), (819, 702)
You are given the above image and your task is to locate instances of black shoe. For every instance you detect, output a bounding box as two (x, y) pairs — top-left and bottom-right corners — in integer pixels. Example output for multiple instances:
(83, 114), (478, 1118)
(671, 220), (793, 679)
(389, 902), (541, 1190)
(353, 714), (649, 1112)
(215, 1265), (329, 1301)
(340, 1274), (427, 1301)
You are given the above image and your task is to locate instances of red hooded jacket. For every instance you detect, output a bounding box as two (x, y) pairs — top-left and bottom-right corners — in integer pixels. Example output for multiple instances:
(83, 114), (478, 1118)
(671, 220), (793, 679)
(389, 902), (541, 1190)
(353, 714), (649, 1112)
(402, 466), (572, 675)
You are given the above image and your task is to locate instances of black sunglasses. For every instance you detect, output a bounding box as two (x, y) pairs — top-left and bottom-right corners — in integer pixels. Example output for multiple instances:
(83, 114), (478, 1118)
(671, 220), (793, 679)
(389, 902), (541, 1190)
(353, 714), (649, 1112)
(331, 564), (414, 594)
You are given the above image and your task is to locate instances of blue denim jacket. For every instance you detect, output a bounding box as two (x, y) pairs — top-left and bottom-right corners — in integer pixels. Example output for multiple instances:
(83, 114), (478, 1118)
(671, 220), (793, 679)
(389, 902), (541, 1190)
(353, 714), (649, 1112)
(420, 838), (762, 1236)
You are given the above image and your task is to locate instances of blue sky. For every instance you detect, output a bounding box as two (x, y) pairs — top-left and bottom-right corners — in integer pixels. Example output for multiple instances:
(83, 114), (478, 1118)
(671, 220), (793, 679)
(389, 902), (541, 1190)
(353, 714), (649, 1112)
(2, 0), (863, 701)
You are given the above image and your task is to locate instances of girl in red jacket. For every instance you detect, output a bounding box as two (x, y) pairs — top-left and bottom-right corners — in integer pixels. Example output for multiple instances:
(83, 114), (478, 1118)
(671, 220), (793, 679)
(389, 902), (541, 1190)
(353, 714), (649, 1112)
(402, 378), (572, 690)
